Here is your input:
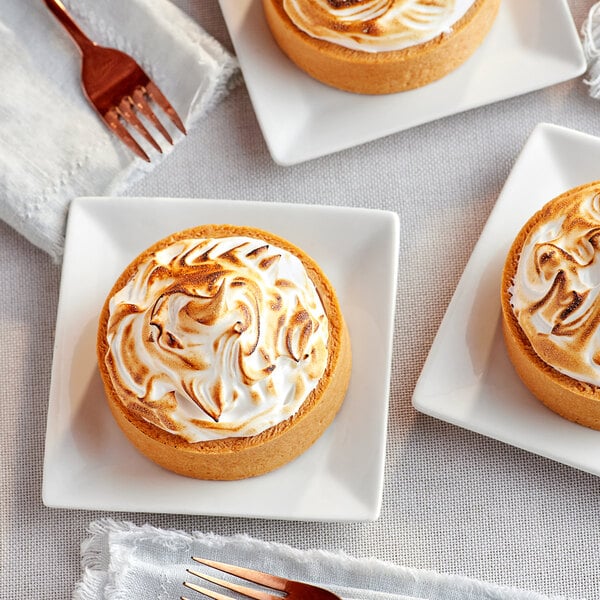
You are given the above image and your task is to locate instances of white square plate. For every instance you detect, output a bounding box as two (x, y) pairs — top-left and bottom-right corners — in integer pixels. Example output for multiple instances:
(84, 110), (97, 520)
(413, 123), (600, 476)
(218, 0), (586, 166)
(43, 197), (399, 520)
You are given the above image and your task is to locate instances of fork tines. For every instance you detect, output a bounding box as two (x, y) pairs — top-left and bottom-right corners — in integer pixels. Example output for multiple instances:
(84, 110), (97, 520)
(182, 557), (287, 600)
(43, 0), (187, 163)
(105, 82), (186, 163)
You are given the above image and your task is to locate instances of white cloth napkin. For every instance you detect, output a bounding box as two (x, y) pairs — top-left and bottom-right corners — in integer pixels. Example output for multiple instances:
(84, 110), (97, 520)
(74, 519), (564, 600)
(0, 0), (238, 262)
(582, 2), (600, 98)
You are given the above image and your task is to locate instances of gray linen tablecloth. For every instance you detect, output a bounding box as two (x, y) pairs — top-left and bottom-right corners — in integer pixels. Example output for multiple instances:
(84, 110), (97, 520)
(2, 0), (599, 598)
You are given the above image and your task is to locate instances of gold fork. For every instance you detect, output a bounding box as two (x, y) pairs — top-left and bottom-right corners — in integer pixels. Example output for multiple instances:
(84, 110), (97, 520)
(182, 557), (342, 600)
(43, 0), (186, 162)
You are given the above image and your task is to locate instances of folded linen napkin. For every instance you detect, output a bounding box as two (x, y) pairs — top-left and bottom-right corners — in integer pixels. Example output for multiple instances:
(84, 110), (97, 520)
(582, 2), (600, 98)
(0, 0), (238, 262)
(74, 519), (562, 600)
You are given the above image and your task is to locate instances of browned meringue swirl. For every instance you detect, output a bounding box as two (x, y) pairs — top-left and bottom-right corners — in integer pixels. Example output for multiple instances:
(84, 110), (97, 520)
(510, 189), (600, 384)
(104, 236), (329, 441)
(283, 0), (475, 52)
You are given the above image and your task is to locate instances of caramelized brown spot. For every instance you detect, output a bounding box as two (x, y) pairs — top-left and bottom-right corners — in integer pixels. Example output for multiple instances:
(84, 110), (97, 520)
(210, 380), (224, 419)
(246, 244), (269, 258)
(275, 279), (294, 288)
(286, 310), (312, 362)
(165, 332), (183, 349)
(193, 242), (219, 263)
(220, 243), (250, 266)
(559, 291), (583, 321)
(270, 294), (282, 311)
(327, 0), (363, 7)
(147, 265), (171, 287)
(259, 254), (281, 270)
(294, 309), (310, 323)
(131, 363), (149, 385)
(275, 314), (285, 350)
(167, 264), (229, 294)
(114, 303), (142, 318)
(530, 271), (566, 313)
(361, 22), (380, 36)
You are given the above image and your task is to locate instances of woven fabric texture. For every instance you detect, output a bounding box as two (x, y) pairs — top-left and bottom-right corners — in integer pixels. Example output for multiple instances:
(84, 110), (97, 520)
(1, 1), (599, 599)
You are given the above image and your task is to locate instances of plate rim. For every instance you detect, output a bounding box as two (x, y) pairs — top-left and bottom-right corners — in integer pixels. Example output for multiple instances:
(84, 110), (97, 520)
(218, 0), (586, 165)
(412, 122), (600, 476)
(42, 195), (400, 521)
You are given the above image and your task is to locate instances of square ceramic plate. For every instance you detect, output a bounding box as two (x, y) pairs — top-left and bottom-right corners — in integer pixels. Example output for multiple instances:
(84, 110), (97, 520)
(413, 123), (600, 476)
(218, 0), (586, 166)
(42, 197), (399, 520)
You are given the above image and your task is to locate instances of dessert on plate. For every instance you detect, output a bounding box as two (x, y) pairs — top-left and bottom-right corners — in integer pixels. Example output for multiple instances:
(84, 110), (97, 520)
(501, 181), (600, 430)
(97, 224), (352, 479)
(262, 0), (501, 94)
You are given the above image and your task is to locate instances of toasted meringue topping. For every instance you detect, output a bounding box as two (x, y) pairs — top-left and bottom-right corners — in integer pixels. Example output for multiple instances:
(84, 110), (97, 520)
(510, 188), (600, 385)
(104, 235), (329, 442)
(283, 0), (476, 52)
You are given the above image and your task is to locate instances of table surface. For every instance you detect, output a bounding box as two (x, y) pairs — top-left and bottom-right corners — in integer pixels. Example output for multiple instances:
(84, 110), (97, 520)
(2, 1), (599, 598)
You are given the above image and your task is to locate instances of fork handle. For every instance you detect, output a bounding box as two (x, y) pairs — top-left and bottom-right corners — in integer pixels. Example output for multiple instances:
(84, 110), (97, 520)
(42, 0), (96, 52)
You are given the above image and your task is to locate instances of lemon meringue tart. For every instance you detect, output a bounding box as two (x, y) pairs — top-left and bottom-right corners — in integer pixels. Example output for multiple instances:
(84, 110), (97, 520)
(501, 181), (600, 430)
(262, 0), (501, 94)
(97, 224), (352, 479)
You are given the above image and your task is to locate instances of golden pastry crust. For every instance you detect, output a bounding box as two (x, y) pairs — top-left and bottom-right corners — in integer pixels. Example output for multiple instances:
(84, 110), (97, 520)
(97, 224), (352, 479)
(501, 182), (600, 430)
(262, 0), (501, 94)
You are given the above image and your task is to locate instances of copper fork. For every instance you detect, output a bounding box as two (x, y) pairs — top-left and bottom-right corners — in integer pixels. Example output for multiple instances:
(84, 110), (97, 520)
(182, 557), (342, 600)
(43, 0), (186, 161)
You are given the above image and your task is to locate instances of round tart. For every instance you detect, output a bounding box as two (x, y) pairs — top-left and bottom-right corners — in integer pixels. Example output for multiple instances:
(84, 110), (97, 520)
(262, 0), (501, 94)
(501, 181), (600, 430)
(97, 224), (352, 479)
